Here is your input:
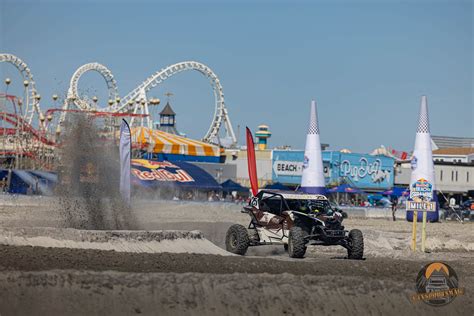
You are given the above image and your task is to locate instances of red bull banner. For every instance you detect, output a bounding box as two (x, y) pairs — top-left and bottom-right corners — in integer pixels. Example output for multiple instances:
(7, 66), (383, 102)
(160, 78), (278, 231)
(131, 159), (221, 190)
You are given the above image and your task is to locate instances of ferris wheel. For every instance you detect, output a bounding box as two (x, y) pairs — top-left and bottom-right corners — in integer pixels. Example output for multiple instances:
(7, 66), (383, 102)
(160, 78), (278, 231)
(64, 60), (237, 146)
(0, 53), (45, 128)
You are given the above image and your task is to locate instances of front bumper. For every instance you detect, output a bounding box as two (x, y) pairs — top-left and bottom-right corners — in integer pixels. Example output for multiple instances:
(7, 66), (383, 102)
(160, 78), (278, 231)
(306, 229), (348, 245)
(323, 229), (348, 238)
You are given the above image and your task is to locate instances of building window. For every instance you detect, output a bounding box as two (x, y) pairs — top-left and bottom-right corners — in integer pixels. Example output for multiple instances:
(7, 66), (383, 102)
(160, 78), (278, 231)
(440, 170), (443, 181)
(451, 171), (454, 181)
(455, 171), (458, 182)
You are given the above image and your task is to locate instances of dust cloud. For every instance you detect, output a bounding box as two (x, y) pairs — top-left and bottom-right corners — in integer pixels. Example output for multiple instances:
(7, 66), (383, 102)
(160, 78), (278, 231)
(55, 114), (137, 230)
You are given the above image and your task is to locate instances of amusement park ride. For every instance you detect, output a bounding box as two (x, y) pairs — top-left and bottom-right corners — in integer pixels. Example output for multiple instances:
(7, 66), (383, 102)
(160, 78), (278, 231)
(0, 53), (237, 171)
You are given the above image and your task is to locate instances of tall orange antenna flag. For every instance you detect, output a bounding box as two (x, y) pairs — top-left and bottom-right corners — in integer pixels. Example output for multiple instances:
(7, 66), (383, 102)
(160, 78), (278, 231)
(246, 127), (259, 196)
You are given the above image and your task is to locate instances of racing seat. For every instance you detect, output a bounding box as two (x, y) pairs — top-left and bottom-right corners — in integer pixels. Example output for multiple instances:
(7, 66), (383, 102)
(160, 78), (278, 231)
(260, 201), (271, 212)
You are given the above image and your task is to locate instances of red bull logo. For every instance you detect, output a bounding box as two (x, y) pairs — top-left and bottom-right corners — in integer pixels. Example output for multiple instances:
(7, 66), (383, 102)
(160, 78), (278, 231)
(410, 178), (433, 201)
(131, 159), (195, 183)
(131, 159), (178, 169)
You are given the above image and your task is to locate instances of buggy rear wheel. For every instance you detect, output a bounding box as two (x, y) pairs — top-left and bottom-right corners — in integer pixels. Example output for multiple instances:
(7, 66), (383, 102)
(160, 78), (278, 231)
(225, 224), (250, 255)
(288, 226), (307, 258)
(347, 229), (364, 260)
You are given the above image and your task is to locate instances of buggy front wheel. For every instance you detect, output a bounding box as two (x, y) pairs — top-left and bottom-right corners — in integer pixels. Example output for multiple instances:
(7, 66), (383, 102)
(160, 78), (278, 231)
(288, 227), (307, 258)
(347, 229), (364, 260)
(225, 224), (250, 255)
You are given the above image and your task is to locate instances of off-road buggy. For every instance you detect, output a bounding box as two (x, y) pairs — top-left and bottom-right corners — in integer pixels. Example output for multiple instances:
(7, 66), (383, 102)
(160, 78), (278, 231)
(225, 189), (364, 259)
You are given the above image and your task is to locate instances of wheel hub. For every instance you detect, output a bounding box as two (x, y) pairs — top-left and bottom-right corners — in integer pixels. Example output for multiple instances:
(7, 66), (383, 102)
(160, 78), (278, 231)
(230, 234), (237, 248)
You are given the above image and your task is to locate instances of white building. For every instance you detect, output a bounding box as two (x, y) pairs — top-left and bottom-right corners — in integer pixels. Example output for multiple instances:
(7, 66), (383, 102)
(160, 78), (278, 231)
(228, 149), (274, 188)
(432, 147), (474, 163)
(394, 161), (474, 194)
(431, 136), (474, 150)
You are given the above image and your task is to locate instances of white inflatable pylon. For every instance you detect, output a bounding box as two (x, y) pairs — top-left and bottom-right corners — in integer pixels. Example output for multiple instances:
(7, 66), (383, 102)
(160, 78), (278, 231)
(408, 95), (439, 222)
(300, 100), (326, 194)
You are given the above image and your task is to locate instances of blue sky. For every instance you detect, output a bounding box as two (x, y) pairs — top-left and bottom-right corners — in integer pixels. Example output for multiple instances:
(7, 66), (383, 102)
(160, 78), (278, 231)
(1, 0), (472, 152)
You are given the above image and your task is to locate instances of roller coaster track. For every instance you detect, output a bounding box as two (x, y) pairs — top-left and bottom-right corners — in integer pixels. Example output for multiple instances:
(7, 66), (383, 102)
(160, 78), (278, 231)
(0, 112), (55, 146)
(66, 61), (237, 146)
(0, 53), (45, 128)
(66, 62), (119, 110)
(45, 108), (148, 119)
(0, 108), (144, 148)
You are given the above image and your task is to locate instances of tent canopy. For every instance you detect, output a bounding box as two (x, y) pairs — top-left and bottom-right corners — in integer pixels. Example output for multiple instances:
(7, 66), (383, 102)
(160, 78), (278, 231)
(131, 127), (220, 157)
(221, 179), (248, 192)
(131, 159), (221, 190)
(327, 184), (365, 194)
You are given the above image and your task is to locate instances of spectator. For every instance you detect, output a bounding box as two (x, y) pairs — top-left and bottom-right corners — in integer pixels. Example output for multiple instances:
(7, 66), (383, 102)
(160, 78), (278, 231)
(449, 196), (456, 207)
(391, 196), (398, 221)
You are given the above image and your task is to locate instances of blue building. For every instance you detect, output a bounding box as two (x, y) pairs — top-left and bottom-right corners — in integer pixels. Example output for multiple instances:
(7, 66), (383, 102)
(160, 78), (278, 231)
(272, 150), (395, 191)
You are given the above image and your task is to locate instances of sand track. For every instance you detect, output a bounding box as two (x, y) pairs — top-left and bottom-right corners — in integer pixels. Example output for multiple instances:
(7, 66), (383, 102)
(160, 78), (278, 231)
(0, 198), (473, 315)
(0, 244), (473, 278)
(0, 267), (472, 316)
(0, 244), (473, 315)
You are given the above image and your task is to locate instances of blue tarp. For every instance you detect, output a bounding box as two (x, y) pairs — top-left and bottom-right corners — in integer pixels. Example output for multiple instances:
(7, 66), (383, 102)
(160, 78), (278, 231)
(12, 170), (52, 195)
(0, 169), (57, 195)
(131, 159), (222, 190)
(31, 170), (58, 183)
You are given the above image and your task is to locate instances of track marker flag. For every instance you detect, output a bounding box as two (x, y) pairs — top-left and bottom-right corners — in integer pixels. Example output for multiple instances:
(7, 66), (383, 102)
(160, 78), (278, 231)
(246, 127), (259, 196)
(119, 119), (131, 205)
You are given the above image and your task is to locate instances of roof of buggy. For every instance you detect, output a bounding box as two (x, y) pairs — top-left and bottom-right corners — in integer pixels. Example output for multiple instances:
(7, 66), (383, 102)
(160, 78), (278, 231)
(259, 189), (328, 200)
